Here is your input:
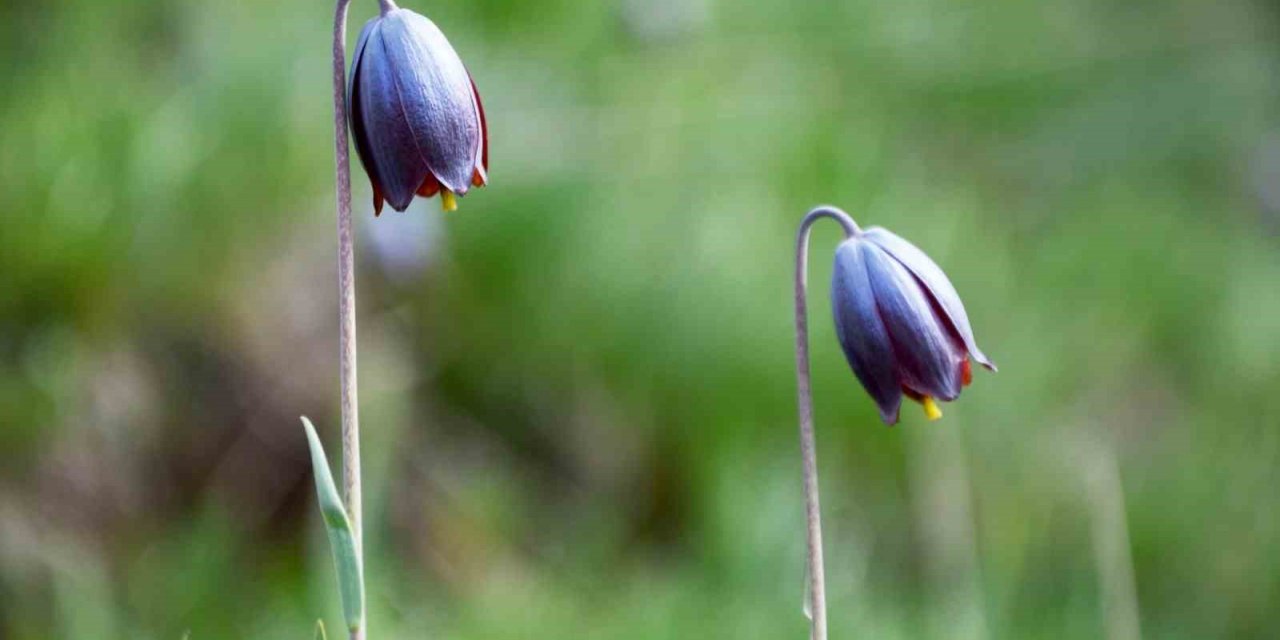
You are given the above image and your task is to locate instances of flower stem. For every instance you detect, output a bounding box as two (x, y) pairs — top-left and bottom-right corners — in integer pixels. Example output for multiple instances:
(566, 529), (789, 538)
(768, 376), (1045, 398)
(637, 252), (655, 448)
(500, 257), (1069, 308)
(331, 1), (364, 639)
(793, 205), (859, 640)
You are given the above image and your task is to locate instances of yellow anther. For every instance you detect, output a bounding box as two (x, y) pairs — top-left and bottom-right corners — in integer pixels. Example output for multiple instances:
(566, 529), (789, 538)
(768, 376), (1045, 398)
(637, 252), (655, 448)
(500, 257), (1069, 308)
(441, 190), (457, 212)
(922, 396), (943, 421)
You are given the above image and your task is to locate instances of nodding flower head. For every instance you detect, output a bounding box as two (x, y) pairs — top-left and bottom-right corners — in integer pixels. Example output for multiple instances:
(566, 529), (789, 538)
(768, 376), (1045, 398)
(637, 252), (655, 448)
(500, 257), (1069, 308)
(348, 5), (488, 215)
(830, 226), (995, 425)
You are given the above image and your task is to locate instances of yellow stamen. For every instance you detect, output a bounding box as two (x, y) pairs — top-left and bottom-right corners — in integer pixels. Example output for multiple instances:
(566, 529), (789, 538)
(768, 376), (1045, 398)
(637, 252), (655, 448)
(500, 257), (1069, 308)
(441, 190), (457, 212)
(922, 396), (943, 421)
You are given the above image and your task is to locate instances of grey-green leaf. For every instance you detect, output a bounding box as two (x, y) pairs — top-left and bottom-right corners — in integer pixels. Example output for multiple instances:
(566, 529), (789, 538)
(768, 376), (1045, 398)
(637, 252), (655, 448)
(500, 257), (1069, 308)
(301, 417), (364, 633)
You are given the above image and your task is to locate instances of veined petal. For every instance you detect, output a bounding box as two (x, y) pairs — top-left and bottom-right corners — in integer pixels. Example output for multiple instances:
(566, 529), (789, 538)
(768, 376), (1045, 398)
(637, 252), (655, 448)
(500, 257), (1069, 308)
(348, 18), (387, 213)
(862, 242), (965, 402)
(379, 10), (482, 195)
(346, 18), (377, 128)
(357, 19), (432, 211)
(832, 239), (903, 425)
(863, 227), (995, 370)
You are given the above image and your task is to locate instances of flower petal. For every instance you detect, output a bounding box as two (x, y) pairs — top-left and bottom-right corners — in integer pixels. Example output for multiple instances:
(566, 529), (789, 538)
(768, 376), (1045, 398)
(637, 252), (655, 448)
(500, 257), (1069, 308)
(348, 18), (388, 214)
(346, 17), (377, 129)
(832, 239), (903, 425)
(863, 227), (995, 370)
(357, 19), (431, 211)
(379, 10), (482, 195)
(862, 242), (965, 402)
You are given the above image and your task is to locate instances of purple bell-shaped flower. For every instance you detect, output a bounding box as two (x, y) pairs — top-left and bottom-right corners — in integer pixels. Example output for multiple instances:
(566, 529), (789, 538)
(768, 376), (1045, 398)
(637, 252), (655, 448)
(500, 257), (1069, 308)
(348, 2), (488, 214)
(830, 225), (996, 424)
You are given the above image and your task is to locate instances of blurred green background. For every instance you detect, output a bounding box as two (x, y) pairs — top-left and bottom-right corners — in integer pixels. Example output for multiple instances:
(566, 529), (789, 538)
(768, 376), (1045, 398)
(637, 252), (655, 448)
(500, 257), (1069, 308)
(3, 0), (1280, 637)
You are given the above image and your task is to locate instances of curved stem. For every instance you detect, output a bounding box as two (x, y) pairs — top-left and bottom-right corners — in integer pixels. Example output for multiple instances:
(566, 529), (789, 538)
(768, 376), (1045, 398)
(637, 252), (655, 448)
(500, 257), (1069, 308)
(794, 205), (859, 640)
(332, 1), (364, 639)
(378, 0), (398, 14)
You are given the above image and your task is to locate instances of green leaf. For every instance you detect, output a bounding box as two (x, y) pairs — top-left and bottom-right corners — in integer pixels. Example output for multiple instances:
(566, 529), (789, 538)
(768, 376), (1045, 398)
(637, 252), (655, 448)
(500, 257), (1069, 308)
(314, 620), (328, 640)
(301, 417), (364, 633)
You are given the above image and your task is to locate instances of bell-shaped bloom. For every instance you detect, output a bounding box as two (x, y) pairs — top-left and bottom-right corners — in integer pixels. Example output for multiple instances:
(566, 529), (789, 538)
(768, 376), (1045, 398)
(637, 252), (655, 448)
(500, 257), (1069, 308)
(347, 7), (488, 215)
(830, 227), (995, 425)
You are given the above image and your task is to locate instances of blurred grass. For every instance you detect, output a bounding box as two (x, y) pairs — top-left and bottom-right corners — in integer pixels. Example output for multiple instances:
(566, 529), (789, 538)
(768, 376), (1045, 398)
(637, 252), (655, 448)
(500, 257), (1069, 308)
(2, 0), (1280, 637)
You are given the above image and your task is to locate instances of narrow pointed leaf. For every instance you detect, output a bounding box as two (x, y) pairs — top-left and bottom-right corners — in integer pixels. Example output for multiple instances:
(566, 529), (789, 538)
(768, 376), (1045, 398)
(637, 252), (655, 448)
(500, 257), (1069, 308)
(301, 417), (364, 633)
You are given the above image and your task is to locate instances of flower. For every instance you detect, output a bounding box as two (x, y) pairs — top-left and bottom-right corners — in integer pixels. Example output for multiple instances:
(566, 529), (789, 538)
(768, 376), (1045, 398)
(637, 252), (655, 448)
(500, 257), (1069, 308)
(830, 226), (995, 425)
(347, 6), (488, 215)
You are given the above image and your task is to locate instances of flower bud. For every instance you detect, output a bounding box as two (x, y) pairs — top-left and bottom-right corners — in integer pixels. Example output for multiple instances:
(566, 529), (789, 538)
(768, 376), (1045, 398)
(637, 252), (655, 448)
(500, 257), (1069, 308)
(348, 7), (488, 214)
(831, 227), (994, 424)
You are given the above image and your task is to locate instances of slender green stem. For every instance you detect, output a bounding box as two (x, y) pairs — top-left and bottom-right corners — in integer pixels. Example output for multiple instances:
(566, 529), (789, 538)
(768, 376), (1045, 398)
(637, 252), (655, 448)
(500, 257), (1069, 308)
(793, 206), (859, 640)
(331, 0), (364, 638)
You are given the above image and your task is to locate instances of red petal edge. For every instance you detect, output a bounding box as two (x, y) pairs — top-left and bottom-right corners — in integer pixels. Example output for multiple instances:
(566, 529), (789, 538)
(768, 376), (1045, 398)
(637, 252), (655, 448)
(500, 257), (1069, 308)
(468, 71), (489, 183)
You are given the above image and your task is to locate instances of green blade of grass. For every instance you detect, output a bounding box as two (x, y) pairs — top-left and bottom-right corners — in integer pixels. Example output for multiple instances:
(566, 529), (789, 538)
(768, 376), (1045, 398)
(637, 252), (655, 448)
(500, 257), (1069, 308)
(301, 416), (364, 633)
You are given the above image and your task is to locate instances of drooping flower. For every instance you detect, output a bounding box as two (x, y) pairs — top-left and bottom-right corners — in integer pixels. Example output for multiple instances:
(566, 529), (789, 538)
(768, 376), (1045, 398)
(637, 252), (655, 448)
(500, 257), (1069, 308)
(347, 5), (488, 215)
(830, 226), (995, 425)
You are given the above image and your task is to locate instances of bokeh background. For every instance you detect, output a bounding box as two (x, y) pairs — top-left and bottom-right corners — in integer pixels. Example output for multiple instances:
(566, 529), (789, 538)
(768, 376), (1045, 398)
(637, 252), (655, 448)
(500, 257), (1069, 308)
(3, 0), (1280, 637)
